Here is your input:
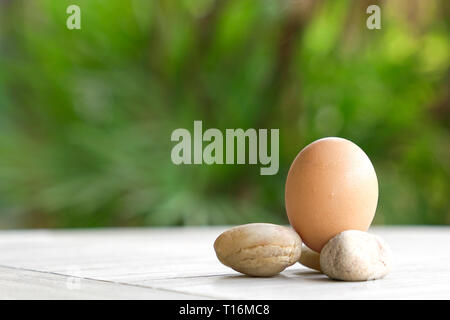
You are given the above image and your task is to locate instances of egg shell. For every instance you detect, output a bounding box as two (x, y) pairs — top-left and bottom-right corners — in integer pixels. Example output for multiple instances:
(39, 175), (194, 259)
(285, 137), (378, 252)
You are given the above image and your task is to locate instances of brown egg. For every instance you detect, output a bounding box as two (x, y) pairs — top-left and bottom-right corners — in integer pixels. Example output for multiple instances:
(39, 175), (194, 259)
(285, 137), (378, 253)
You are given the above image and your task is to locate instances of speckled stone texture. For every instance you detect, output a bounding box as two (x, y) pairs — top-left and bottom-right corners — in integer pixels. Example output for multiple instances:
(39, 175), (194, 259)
(320, 230), (392, 281)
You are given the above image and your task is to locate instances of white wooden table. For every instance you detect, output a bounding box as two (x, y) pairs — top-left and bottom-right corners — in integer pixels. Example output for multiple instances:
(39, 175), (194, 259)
(0, 226), (449, 299)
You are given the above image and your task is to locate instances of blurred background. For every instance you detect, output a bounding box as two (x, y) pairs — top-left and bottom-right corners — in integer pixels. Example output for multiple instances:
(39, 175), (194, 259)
(0, 0), (448, 228)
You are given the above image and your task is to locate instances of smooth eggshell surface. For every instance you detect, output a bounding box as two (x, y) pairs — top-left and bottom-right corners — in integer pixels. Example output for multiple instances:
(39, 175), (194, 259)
(285, 137), (378, 252)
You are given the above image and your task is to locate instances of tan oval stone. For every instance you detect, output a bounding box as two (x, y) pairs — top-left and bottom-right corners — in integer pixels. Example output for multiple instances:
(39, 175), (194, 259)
(214, 223), (302, 277)
(298, 245), (321, 272)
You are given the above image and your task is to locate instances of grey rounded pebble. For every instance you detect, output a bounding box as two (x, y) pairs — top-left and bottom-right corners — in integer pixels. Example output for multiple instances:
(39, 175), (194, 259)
(320, 230), (392, 281)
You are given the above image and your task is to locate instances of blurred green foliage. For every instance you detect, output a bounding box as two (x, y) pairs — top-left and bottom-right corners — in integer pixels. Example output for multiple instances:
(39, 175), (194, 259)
(0, 0), (448, 228)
